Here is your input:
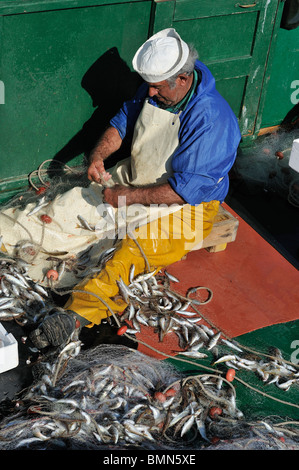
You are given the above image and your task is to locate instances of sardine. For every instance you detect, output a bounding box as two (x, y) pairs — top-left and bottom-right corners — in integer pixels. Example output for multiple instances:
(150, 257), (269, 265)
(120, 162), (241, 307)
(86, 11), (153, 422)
(221, 338), (243, 353)
(213, 354), (237, 365)
(164, 270), (180, 283)
(129, 264), (135, 284)
(180, 415), (195, 437)
(133, 270), (156, 283)
(179, 351), (208, 359)
(207, 331), (221, 350)
(27, 196), (49, 216)
(77, 215), (95, 231)
(3, 273), (28, 289)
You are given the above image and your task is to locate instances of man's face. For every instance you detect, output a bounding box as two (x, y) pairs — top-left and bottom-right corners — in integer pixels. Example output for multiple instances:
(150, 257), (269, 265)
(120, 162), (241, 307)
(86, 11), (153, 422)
(147, 75), (191, 107)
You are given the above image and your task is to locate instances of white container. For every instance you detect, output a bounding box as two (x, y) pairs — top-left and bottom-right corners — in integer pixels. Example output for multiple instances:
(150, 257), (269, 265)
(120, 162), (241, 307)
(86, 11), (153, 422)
(289, 138), (299, 173)
(0, 323), (19, 373)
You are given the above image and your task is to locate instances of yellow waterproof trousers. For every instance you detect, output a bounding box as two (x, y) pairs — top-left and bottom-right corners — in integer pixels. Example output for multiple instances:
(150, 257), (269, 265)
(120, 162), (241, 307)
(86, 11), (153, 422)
(65, 200), (220, 326)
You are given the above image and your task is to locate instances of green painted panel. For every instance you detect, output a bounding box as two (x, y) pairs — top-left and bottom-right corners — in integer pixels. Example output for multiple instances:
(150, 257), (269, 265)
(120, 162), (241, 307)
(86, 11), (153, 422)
(214, 76), (248, 119)
(0, 1), (151, 183)
(154, 0), (281, 138)
(260, 27), (299, 128)
(174, 0), (262, 20)
(0, 0), (144, 15)
(152, 0), (175, 32)
(174, 13), (259, 63)
(206, 57), (252, 79)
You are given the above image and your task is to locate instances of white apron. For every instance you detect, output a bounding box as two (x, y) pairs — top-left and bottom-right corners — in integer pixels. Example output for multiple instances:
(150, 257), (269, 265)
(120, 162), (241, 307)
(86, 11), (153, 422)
(111, 99), (179, 186)
(0, 99), (184, 286)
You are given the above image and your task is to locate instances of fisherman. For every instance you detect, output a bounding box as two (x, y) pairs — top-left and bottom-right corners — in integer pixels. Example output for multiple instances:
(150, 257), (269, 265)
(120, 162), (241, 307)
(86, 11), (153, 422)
(29, 28), (241, 349)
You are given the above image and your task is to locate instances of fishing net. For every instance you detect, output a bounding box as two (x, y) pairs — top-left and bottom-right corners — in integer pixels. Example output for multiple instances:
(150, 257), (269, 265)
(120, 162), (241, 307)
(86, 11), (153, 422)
(0, 158), (181, 288)
(234, 129), (299, 204)
(1, 160), (89, 213)
(0, 159), (299, 451)
(0, 252), (299, 452)
(0, 342), (298, 451)
(0, 159), (123, 289)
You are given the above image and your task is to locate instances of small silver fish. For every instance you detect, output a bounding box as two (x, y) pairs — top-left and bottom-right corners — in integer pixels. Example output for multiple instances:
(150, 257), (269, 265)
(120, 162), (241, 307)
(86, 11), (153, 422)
(164, 270), (180, 283)
(57, 260), (66, 280)
(175, 309), (197, 317)
(276, 378), (296, 390)
(134, 270), (156, 283)
(221, 338), (243, 353)
(34, 283), (49, 297)
(27, 196), (49, 216)
(77, 215), (95, 231)
(213, 354), (237, 365)
(129, 264), (135, 284)
(3, 273), (27, 289)
(0, 297), (15, 306)
(0, 299), (17, 310)
(180, 415), (195, 437)
(207, 331), (221, 350)
(179, 351), (208, 359)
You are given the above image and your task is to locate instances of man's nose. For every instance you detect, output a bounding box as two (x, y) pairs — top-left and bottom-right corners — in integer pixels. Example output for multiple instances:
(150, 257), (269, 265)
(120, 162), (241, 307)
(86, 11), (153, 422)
(148, 86), (158, 97)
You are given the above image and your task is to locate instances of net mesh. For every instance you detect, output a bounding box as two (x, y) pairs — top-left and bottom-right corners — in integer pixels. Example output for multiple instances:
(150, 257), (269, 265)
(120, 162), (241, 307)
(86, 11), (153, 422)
(0, 342), (298, 451)
(0, 159), (298, 450)
(0, 234), (299, 450)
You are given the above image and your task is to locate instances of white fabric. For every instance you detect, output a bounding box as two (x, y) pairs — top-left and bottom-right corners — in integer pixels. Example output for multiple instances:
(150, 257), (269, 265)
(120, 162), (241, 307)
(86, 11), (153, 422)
(132, 28), (189, 83)
(0, 100), (184, 287)
(111, 99), (181, 185)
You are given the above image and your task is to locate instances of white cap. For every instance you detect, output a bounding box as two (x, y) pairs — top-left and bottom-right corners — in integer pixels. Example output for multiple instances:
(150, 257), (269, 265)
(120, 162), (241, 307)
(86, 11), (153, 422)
(132, 28), (189, 83)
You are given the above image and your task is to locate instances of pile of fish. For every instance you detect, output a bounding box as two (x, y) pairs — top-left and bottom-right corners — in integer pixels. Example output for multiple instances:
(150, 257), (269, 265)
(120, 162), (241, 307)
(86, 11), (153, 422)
(0, 243), (117, 325)
(0, 254), (51, 324)
(0, 343), (298, 450)
(116, 267), (299, 394)
(118, 268), (222, 357)
(1, 243), (298, 398)
(1, 246), (298, 396)
(0, 238), (298, 450)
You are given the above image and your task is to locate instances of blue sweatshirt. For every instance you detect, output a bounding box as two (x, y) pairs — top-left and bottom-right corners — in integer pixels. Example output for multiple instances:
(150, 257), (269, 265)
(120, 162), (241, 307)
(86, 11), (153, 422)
(110, 60), (241, 206)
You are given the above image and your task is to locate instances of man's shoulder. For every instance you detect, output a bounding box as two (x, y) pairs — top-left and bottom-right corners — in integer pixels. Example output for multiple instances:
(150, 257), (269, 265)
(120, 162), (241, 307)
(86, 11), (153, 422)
(184, 64), (239, 131)
(193, 60), (216, 98)
(192, 62), (235, 113)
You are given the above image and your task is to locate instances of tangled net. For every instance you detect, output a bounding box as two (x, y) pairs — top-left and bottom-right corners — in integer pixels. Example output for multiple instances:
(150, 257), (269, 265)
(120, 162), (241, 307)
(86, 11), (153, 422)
(0, 343), (298, 451)
(0, 159), (298, 450)
(0, 244), (299, 451)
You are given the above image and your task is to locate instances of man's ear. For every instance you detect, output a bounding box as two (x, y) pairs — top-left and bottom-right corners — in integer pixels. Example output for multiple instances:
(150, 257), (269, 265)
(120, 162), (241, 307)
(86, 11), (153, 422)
(177, 73), (190, 87)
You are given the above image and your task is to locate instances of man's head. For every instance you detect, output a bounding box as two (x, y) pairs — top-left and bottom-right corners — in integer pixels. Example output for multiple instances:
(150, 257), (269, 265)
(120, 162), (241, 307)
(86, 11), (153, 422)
(132, 28), (198, 107)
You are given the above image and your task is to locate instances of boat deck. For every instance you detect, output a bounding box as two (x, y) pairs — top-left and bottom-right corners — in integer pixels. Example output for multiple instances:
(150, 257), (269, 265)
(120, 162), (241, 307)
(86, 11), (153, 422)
(0, 203), (298, 423)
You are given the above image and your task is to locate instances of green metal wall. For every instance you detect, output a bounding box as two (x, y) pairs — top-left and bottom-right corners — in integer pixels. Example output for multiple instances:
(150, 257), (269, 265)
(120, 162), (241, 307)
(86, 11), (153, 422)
(153, 0), (282, 141)
(0, 0), (152, 199)
(259, 22), (299, 129)
(0, 0), (296, 201)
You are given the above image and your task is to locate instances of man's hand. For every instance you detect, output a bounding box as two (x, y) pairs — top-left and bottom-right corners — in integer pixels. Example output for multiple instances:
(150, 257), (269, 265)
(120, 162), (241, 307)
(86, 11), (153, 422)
(87, 126), (122, 183)
(87, 158), (112, 184)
